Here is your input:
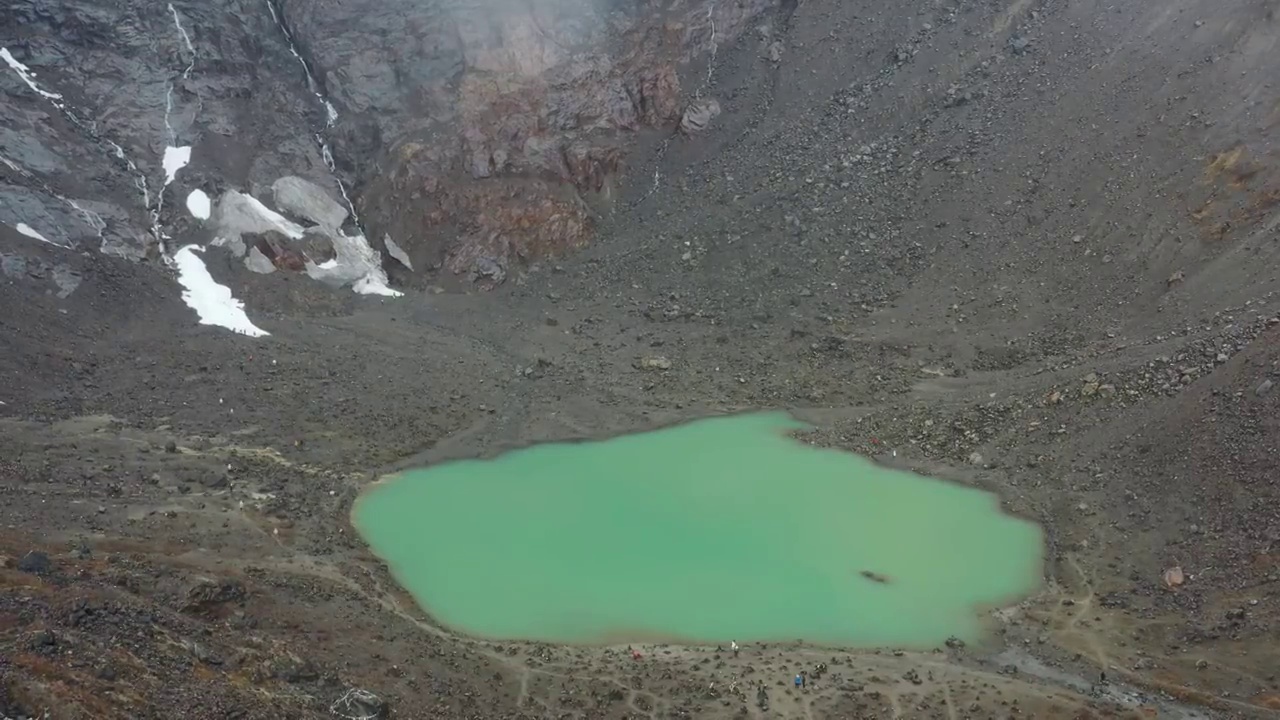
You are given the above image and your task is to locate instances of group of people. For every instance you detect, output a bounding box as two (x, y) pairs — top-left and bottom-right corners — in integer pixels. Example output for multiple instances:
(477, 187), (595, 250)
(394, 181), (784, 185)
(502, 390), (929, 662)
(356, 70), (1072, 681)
(631, 639), (821, 706)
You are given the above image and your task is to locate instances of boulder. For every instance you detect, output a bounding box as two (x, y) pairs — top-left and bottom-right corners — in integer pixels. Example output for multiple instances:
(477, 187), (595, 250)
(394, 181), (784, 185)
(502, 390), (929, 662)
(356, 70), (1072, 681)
(214, 191), (306, 251)
(271, 176), (348, 231)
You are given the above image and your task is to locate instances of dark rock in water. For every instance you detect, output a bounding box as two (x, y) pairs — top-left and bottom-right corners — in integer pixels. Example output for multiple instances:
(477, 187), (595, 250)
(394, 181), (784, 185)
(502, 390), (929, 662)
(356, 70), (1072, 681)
(17, 550), (51, 575)
(165, 440), (178, 454)
(859, 570), (890, 584)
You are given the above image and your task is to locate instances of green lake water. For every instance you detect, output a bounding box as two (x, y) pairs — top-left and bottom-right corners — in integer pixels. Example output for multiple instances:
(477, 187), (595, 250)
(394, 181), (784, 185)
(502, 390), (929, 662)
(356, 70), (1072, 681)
(352, 411), (1043, 647)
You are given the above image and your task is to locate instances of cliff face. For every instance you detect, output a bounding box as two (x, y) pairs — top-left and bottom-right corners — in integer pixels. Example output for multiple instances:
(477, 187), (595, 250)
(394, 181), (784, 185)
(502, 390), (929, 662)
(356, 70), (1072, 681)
(2, 0), (781, 289)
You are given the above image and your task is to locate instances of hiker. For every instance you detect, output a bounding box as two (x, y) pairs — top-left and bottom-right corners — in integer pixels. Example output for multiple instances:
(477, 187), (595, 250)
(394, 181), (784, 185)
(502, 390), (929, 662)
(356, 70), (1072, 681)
(731, 640), (739, 657)
(794, 673), (803, 690)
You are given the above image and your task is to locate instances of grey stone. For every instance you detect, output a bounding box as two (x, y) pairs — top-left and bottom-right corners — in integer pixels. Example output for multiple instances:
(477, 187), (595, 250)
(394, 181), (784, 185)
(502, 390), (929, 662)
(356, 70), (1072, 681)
(271, 176), (348, 230)
(0, 252), (80, 298)
(384, 234), (413, 270)
(681, 98), (721, 134)
(0, 127), (64, 173)
(245, 246), (278, 274)
(0, 185), (79, 248)
(637, 356), (672, 371)
(300, 228), (338, 264)
(1256, 379), (1274, 397)
(214, 191), (306, 251)
(51, 264), (82, 298)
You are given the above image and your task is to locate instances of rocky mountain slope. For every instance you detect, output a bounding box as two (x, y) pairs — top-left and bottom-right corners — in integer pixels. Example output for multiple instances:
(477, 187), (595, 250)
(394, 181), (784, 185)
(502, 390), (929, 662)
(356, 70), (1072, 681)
(3, 0), (1280, 718)
(2, 0), (774, 293)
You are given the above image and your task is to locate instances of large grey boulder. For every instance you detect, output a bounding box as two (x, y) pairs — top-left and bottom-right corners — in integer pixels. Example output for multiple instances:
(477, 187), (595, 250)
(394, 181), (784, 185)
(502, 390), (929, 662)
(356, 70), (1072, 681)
(271, 176), (348, 231)
(212, 191), (307, 255)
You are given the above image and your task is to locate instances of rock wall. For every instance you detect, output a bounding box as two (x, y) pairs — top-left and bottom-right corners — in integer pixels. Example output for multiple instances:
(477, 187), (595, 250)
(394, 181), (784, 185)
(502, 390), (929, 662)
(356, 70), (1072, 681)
(2, 0), (781, 288)
(286, 0), (783, 286)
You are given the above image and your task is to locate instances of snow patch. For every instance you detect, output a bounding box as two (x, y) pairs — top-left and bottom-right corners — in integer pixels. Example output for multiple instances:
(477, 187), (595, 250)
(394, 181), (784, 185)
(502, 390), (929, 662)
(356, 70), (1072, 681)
(354, 273), (401, 297)
(15, 223), (59, 246)
(306, 232), (402, 297)
(0, 48), (62, 100)
(186, 189), (211, 219)
(174, 245), (269, 337)
(163, 146), (191, 185)
(242, 194), (305, 239)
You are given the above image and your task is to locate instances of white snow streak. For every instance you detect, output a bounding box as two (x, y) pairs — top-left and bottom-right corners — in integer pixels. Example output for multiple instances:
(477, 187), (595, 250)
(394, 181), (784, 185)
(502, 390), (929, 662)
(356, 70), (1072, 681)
(0, 48), (63, 100)
(3, 48), (160, 250)
(168, 4), (197, 76)
(164, 85), (178, 145)
(15, 223), (59, 246)
(186, 189), (211, 219)
(267, 0), (337, 127)
(174, 245), (269, 336)
(66, 199), (107, 240)
(108, 141), (151, 209)
(243, 194), (305, 238)
(1, 152), (107, 249)
(163, 145), (191, 184)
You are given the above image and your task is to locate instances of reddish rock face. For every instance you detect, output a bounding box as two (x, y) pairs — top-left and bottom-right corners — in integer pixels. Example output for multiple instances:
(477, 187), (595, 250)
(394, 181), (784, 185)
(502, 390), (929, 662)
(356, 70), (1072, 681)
(338, 0), (780, 287)
(370, 169), (592, 285)
(247, 231), (309, 273)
